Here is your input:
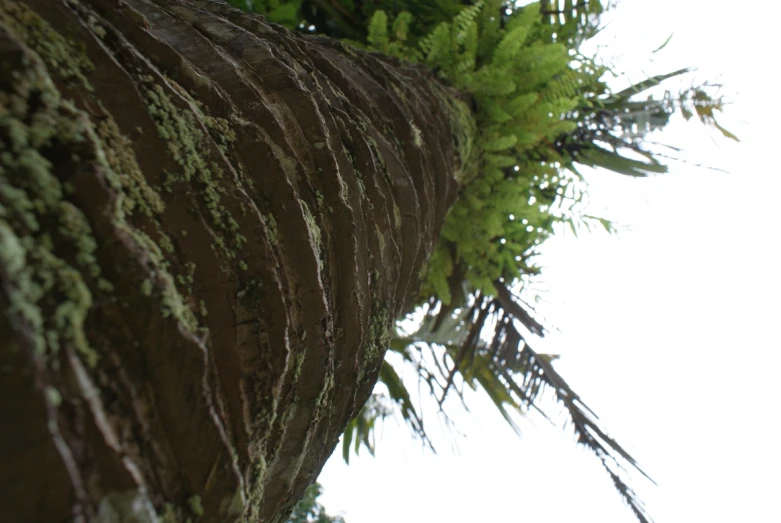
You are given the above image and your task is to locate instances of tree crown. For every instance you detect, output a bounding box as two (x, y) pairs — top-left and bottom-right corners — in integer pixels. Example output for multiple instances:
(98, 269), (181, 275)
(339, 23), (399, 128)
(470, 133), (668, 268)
(227, 2), (734, 521)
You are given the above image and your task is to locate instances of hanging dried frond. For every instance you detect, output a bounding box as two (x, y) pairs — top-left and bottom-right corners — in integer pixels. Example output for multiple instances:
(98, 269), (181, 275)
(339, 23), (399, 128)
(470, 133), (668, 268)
(510, 331), (655, 523)
(381, 283), (655, 522)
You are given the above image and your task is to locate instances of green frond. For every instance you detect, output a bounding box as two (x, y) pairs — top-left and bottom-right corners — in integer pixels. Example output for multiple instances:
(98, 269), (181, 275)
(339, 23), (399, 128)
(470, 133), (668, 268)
(391, 11), (412, 42)
(493, 25), (531, 64)
(611, 68), (691, 100)
(578, 146), (668, 177)
(505, 92), (540, 117)
(482, 134), (518, 152)
(451, 1), (484, 37)
(366, 10), (389, 52)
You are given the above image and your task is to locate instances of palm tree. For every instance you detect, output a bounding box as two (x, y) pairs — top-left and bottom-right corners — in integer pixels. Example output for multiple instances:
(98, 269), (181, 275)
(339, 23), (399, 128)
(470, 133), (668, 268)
(0, 1), (732, 522)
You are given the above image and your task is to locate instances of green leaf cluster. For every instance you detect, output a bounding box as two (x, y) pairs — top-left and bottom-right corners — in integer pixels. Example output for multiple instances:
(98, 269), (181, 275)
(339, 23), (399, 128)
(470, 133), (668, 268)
(386, 1), (598, 297)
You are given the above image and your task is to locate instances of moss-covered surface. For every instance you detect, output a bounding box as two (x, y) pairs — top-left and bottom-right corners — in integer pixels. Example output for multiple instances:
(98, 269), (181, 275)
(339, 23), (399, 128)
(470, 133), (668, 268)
(141, 78), (247, 263)
(358, 307), (391, 384)
(97, 117), (165, 218)
(300, 199), (322, 257)
(0, 1), (93, 90)
(1, 1), (470, 522)
(0, 8), (101, 366)
(0, 1), (234, 518)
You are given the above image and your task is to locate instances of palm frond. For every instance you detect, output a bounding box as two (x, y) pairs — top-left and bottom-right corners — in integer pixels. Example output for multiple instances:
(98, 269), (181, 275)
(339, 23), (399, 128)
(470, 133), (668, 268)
(341, 393), (393, 463)
(378, 362), (432, 449)
(522, 342), (655, 521)
(610, 68), (691, 100)
(382, 283), (654, 522)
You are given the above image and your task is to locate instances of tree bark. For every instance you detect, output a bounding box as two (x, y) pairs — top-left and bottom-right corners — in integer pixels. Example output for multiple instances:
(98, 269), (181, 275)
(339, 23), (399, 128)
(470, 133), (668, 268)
(0, 1), (471, 521)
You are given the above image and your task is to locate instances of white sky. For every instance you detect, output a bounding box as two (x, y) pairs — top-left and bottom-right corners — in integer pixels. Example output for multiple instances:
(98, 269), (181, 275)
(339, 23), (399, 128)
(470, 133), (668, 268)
(317, 1), (781, 521)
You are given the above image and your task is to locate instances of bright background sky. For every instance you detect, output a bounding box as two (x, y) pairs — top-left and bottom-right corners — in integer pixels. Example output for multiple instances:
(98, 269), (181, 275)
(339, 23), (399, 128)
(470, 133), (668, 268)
(317, 1), (781, 521)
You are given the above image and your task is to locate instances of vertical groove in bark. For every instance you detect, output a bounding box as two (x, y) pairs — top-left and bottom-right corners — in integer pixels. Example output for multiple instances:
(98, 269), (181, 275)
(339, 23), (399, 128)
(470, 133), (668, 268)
(0, 1), (471, 521)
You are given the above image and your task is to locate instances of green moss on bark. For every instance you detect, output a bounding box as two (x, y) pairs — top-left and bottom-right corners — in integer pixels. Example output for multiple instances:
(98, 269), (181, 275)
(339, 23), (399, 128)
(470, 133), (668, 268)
(140, 78), (248, 262)
(0, 7), (204, 364)
(0, 41), (100, 365)
(0, 2), (93, 91)
(300, 200), (322, 257)
(358, 307), (391, 384)
(96, 118), (165, 218)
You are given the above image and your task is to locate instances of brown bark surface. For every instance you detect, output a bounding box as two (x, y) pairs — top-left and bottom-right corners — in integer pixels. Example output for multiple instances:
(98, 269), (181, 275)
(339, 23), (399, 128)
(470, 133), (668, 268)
(0, 1), (469, 521)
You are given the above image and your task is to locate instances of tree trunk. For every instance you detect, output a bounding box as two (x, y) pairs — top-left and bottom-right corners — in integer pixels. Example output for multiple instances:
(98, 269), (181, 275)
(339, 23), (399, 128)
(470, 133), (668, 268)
(0, 1), (471, 521)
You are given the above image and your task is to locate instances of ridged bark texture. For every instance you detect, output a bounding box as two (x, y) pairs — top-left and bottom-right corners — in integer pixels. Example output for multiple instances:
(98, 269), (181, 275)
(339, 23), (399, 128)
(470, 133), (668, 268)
(0, 1), (469, 521)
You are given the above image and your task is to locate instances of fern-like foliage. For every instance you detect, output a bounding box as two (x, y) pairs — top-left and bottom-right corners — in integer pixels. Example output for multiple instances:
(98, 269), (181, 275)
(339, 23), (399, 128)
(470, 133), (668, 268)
(356, 2), (586, 297)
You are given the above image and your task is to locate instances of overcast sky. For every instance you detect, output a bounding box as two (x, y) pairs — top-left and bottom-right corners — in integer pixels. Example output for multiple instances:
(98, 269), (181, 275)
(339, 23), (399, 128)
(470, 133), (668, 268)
(317, 1), (781, 521)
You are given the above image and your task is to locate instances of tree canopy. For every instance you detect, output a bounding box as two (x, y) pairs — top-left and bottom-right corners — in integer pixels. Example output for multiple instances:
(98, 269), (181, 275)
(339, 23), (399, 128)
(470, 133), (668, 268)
(227, 1), (734, 521)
